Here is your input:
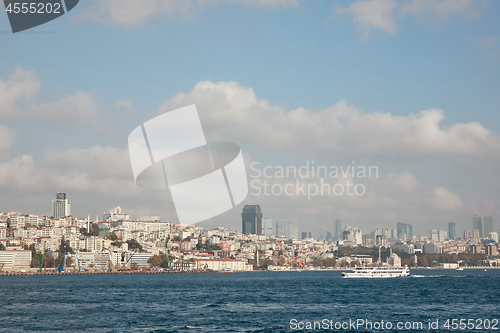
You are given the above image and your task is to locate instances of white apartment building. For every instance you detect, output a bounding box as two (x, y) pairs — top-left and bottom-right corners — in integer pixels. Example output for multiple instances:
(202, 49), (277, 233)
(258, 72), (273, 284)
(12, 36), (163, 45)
(125, 253), (153, 268)
(0, 250), (32, 270)
(194, 258), (253, 271)
(85, 237), (103, 252)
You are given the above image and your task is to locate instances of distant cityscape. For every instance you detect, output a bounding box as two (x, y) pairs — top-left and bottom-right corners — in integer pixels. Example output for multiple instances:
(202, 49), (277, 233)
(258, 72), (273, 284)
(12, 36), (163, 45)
(0, 193), (499, 273)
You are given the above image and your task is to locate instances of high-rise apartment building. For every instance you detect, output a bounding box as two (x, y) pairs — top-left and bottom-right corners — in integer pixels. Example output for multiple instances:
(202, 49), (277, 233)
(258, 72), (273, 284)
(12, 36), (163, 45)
(397, 223), (413, 240)
(472, 215), (483, 237)
(448, 222), (456, 239)
(463, 229), (470, 239)
(286, 218), (298, 240)
(334, 219), (342, 241)
(483, 215), (494, 237)
(52, 192), (71, 218)
(262, 218), (273, 237)
(275, 218), (286, 237)
(241, 205), (262, 235)
(438, 230), (447, 242)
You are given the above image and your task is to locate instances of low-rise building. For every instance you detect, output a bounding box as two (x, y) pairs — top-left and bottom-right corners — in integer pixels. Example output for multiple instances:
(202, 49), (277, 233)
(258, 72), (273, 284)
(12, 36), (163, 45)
(0, 250), (32, 270)
(194, 258), (253, 271)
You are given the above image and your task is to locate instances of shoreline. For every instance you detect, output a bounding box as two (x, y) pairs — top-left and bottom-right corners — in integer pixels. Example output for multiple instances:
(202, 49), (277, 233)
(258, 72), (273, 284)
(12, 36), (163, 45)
(1, 266), (499, 276)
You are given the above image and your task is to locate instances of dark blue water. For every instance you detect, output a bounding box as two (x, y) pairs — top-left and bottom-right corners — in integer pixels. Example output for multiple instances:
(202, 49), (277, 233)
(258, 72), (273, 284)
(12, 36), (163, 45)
(1, 269), (499, 332)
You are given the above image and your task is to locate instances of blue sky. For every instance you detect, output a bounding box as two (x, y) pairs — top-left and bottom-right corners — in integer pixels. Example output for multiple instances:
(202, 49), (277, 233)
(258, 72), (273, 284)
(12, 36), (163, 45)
(1, 0), (500, 235)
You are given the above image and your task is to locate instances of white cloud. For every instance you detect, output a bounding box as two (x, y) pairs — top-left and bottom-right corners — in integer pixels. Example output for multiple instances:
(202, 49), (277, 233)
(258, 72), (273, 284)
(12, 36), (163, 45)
(336, 0), (398, 38)
(0, 68), (100, 126)
(0, 75), (498, 232)
(425, 186), (463, 211)
(0, 147), (131, 192)
(0, 67), (41, 117)
(38, 91), (97, 125)
(116, 99), (135, 109)
(159, 80), (500, 158)
(474, 36), (500, 61)
(0, 155), (39, 189)
(336, 0), (487, 37)
(0, 123), (16, 151)
(73, 0), (299, 27)
(385, 171), (419, 192)
(401, 0), (487, 25)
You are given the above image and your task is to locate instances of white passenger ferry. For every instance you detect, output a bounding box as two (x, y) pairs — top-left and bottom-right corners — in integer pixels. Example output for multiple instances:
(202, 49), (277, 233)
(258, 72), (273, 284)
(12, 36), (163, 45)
(341, 266), (410, 278)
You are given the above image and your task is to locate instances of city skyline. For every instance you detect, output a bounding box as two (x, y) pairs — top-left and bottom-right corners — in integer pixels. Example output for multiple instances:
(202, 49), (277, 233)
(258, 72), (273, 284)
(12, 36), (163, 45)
(3, 192), (498, 241)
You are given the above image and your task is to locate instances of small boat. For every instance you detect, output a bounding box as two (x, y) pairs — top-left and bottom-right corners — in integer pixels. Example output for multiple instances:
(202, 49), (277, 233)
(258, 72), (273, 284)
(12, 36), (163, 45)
(221, 268), (233, 273)
(455, 267), (463, 271)
(484, 269), (487, 272)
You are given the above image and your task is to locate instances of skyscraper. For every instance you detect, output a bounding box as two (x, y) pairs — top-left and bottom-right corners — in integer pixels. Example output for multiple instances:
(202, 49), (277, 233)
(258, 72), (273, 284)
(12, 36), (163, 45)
(472, 215), (483, 237)
(263, 218), (273, 237)
(276, 218), (286, 237)
(286, 218), (299, 240)
(241, 205), (262, 235)
(405, 224), (413, 240)
(52, 192), (70, 218)
(397, 222), (413, 240)
(483, 215), (494, 237)
(463, 229), (470, 239)
(438, 230), (447, 242)
(397, 222), (405, 239)
(448, 222), (456, 239)
(334, 219), (342, 241)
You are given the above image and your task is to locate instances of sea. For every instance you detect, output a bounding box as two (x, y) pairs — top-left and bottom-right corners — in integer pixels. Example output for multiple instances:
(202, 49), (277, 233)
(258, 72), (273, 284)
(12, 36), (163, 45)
(0, 269), (499, 332)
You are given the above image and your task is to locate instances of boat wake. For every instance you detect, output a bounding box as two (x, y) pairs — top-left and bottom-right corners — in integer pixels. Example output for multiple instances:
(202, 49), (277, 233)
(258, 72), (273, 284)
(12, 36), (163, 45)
(411, 274), (445, 278)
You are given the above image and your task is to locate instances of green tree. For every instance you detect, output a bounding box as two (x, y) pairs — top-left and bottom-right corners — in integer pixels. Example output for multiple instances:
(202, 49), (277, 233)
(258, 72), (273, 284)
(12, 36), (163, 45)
(126, 239), (143, 251)
(0, 243), (6, 250)
(324, 258), (336, 267)
(90, 223), (100, 237)
(262, 258), (274, 269)
(79, 228), (89, 236)
(108, 232), (118, 241)
(170, 236), (182, 242)
(418, 256), (429, 267)
(58, 240), (73, 255)
(159, 254), (173, 269)
(111, 240), (122, 247)
(312, 259), (324, 267)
